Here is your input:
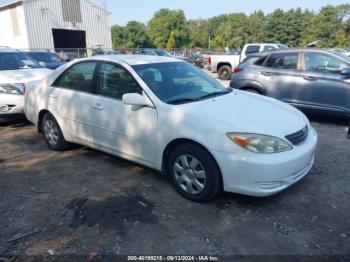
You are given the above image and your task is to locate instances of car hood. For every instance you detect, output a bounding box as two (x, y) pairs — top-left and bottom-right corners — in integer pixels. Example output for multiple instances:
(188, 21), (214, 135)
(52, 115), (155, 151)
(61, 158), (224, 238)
(178, 90), (308, 138)
(0, 68), (52, 84)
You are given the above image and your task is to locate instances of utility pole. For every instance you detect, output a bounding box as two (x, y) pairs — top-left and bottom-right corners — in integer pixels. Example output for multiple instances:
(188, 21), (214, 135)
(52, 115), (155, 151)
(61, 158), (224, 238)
(208, 35), (211, 51)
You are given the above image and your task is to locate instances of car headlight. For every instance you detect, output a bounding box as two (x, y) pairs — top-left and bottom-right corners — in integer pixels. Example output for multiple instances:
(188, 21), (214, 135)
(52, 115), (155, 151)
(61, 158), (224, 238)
(0, 83), (25, 95)
(227, 133), (293, 154)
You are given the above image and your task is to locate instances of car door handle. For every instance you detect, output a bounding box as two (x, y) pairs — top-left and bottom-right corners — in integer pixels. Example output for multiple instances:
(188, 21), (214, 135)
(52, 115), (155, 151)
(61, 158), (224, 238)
(303, 76), (317, 81)
(92, 103), (104, 111)
(261, 71), (273, 76)
(49, 94), (57, 99)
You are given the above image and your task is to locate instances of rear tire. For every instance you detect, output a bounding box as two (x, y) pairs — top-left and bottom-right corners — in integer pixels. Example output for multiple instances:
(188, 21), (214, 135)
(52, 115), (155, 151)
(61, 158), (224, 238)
(42, 113), (70, 151)
(168, 143), (222, 202)
(218, 65), (232, 80)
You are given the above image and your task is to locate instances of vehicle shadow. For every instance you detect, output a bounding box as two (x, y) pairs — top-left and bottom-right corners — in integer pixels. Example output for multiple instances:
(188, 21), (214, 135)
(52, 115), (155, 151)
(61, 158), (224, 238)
(0, 118), (31, 128)
(305, 112), (349, 126)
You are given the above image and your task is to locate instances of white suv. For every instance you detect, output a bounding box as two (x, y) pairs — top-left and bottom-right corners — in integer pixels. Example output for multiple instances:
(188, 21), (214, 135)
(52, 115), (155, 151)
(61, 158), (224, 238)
(0, 48), (51, 121)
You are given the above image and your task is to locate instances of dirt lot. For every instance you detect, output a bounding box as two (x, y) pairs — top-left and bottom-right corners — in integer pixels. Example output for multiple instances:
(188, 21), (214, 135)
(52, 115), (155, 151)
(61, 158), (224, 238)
(0, 113), (350, 258)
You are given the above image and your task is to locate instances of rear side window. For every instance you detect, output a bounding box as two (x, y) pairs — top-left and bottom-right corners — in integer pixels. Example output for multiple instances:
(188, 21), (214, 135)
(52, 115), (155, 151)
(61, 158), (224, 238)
(53, 62), (97, 93)
(245, 45), (260, 55)
(98, 63), (142, 100)
(265, 53), (298, 70)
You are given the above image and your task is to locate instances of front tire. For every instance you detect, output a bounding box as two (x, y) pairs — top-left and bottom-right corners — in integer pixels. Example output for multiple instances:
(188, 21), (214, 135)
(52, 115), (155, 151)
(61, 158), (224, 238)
(42, 113), (70, 151)
(168, 144), (222, 202)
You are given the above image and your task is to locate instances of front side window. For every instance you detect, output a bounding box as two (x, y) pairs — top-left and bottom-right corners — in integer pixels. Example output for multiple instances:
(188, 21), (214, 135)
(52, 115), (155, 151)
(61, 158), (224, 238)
(53, 62), (96, 93)
(98, 63), (142, 100)
(0, 52), (41, 70)
(245, 45), (260, 55)
(265, 53), (298, 70)
(304, 53), (349, 74)
(133, 62), (230, 104)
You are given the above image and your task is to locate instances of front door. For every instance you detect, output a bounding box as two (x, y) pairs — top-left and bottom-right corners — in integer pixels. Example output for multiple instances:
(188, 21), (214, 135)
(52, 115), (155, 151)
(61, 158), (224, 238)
(91, 62), (158, 165)
(299, 52), (350, 114)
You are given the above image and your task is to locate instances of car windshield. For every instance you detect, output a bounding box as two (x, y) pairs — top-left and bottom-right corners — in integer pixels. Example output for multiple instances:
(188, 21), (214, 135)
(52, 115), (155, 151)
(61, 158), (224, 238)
(133, 62), (231, 104)
(0, 52), (41, 70)
(334, 52), (350, 63)
(28, 52), (61, 63)
(154, 50), (172, 57)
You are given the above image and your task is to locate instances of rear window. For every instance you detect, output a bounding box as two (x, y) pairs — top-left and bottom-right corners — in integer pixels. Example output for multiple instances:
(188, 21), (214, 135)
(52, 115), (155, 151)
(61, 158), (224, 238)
(239, 56), (267, 67)
(245, 45), (260, 55)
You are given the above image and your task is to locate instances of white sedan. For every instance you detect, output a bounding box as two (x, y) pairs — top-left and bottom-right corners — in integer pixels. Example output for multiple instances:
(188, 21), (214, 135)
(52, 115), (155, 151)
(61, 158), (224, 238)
(25, 55), (317, 202)
(0, 48), (51, 121)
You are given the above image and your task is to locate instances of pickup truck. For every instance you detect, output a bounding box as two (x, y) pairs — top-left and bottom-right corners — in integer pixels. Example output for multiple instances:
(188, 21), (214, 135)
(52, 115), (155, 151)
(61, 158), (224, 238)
(208, 43), (288, 80)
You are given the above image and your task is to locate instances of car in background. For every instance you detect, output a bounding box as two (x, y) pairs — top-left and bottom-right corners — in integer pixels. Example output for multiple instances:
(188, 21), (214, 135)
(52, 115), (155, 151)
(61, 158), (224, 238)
(25, 55), (317, 201)
(135, 48), (172, 57)
(329, 48), (350, 57)
(25, 50), (66, 69)
(209, 43), (288, 80)
(230, 48), (350, 118)
(57, 50), (85, 62)
(92, 49), (121, 56)
(0, 48), (51, 121)
(135, 48), (188, 61)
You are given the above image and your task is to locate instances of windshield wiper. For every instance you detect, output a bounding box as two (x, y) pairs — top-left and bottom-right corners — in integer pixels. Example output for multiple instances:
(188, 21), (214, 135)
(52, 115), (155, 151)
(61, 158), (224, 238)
(167, 97), (200, 105)
(197, 90), (232, 100)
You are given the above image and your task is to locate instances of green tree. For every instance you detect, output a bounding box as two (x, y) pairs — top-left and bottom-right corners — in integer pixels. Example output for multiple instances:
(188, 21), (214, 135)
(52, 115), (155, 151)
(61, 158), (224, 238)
(111, 21), (148, 48)
(166, 32), (176, 49)
(148, 9), (189, 48)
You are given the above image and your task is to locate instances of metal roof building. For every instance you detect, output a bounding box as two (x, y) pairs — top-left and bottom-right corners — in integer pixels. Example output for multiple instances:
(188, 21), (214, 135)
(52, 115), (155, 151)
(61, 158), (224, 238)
(0, 0), (112, 50)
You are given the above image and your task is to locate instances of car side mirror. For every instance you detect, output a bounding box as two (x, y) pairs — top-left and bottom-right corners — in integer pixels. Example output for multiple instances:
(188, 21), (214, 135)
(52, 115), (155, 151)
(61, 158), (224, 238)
(341, 68), (350, 77)
(122, 93), (154, 107)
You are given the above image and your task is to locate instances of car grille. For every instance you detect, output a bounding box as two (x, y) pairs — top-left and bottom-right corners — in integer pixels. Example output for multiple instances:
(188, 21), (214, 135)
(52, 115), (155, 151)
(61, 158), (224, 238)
(285, 126), (308, 145)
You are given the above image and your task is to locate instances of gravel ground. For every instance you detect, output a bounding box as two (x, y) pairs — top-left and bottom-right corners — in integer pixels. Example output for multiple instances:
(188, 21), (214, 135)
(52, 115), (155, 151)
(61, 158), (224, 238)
(0, 106), (349, 257)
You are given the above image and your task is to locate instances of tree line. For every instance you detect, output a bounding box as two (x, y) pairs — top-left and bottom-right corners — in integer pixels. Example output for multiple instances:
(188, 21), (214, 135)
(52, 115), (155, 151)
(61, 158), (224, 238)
(111, 4), (350, 50)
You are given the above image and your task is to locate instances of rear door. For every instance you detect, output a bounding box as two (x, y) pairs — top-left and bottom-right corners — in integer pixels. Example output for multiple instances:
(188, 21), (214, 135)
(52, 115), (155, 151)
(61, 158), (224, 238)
(298, 51), (350, 114)
(49, 61), (98, 144)
(91, 62), (158, 165)
(257, 52), (304, 102)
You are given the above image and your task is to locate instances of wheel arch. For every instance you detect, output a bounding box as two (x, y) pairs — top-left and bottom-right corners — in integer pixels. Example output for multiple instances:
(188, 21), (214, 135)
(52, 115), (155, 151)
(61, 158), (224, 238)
(161, 138), (222, 182)
(37, 109), (51, 133)
(217, 62), (232, 71)
(239, 81), (266, 95)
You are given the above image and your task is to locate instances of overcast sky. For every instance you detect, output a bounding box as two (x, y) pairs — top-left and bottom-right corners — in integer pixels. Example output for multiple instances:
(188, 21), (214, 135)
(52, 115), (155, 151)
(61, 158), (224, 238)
(0, 0), (347, 25)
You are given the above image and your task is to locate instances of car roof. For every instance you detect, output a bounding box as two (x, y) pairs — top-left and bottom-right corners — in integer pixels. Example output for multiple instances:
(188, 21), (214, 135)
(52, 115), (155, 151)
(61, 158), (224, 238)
(85, 55), (182, 66)
(249, 48), (345, 56)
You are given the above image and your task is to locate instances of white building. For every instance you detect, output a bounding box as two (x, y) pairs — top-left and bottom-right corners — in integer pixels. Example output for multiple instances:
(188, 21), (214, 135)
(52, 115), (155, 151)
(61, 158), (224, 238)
(0, 0), (112, 50)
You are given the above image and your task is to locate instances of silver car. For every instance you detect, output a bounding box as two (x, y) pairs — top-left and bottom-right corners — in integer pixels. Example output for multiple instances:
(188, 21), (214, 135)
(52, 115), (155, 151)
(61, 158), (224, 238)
(230, 48), (350, 118)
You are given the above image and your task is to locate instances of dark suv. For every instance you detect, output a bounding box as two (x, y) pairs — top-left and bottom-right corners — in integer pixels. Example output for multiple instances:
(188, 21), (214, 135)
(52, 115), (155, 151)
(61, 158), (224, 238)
(230, 48), (350, 118)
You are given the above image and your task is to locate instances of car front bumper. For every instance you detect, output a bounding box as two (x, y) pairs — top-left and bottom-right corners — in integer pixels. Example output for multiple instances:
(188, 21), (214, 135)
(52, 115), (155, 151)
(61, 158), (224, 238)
(0, 94), (25, 118)
(212, 126), (318, 197)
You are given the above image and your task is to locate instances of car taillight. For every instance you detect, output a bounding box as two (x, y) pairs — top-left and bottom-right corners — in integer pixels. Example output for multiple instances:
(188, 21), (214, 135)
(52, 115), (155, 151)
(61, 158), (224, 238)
(233, 68), (243, 73)
(208, 57), (211, 65)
